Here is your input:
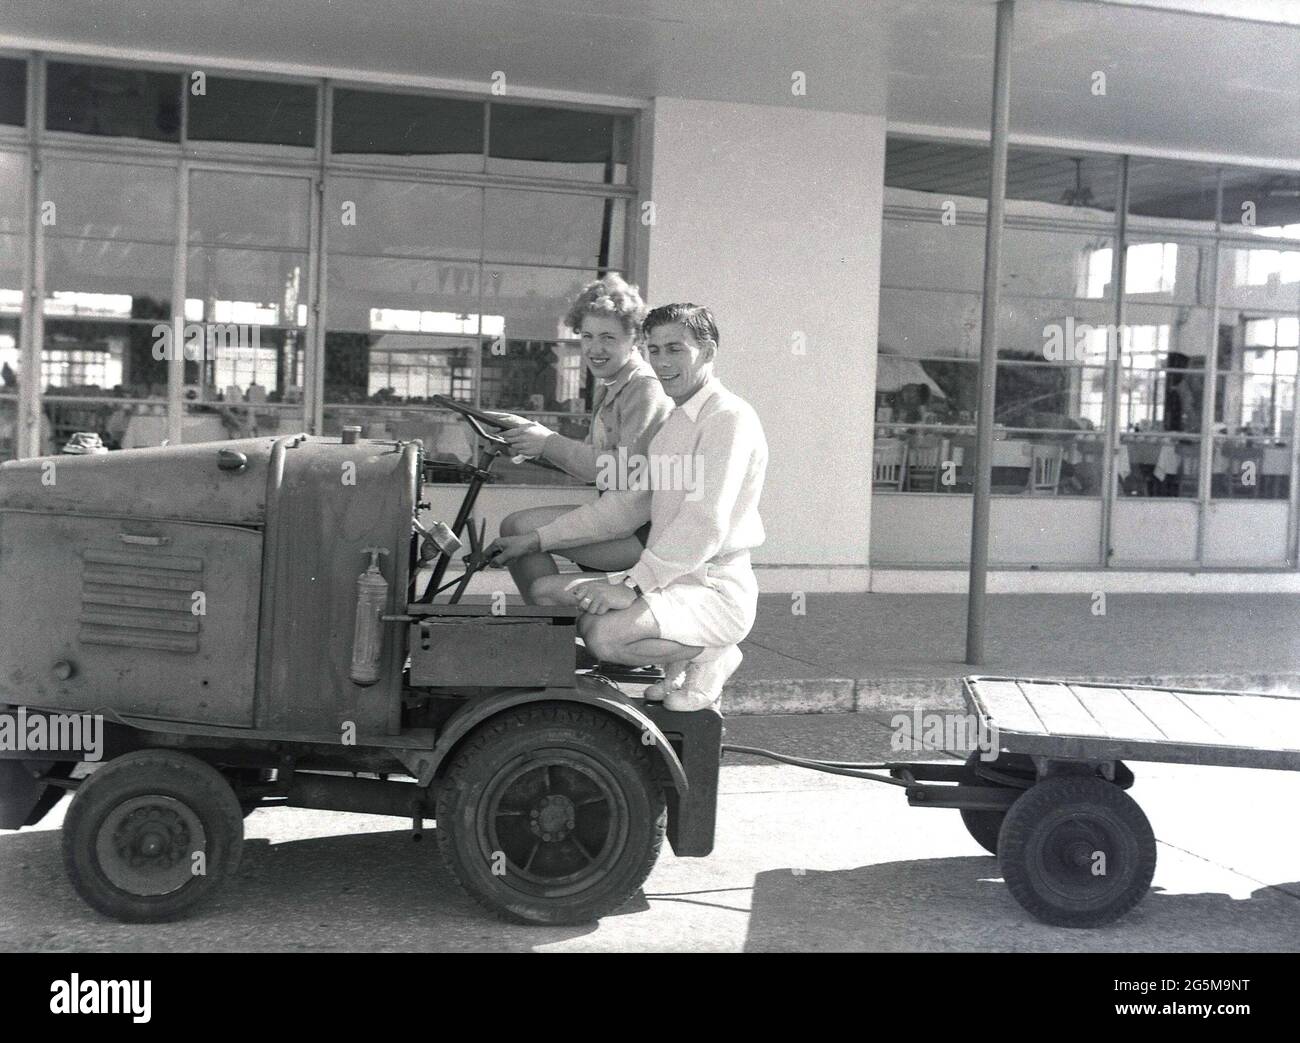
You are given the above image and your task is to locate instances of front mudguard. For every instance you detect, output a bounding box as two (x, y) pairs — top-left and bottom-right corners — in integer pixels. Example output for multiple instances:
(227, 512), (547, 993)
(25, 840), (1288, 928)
(406, 679), (722, 857)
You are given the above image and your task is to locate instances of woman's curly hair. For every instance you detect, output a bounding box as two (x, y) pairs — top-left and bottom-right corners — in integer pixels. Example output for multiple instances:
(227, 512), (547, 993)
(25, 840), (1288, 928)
(563, 274), (648, 337)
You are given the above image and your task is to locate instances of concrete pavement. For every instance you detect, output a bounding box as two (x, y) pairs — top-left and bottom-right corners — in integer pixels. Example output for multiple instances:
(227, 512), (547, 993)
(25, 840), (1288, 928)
(724, 592), (1300, 713)
(3, 713), (1299, 952)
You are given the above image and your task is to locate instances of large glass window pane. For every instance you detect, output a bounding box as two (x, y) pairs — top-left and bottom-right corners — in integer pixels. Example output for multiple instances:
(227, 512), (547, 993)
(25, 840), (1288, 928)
(1209, 435), (1291, 500)
(995, 363), (1108, 431)
(486, 265), (601, 342)
(179, 325), (306, 440)
(45, 239), (173, 318)
(42, 158), (176, 241)
(881, 220), (985, 292)
(1217, 310), (1300, 376)
(1218, 244), (1300, 310)
(325, 331), (475, 407)
(1123, 239), (1212, 304)
(332, 89), (484, 171)
(1119, 365), (1205, 434)
(187, 76), (316, 149)
(879, 288), (981, 361)
(41, 320), (162, 395)
(885, 140), (1119, 225)
(1216, 372), (1294, 438)
(1001, 299), (1117, 363)
(1004, 151), (1119, 223)
(325, 178), (481, 259)
(1220, 168), (1300, 240)
(327, 255), (482, 334)
(875, 358), (977, 425)
(1120, 304), (1212, 372)
(1117, 433), (1201, 497)
(0, 58), (25, 127)
(46, 62), (181, 142)
(488, 104), (631, 184)
(1126, 158), (1218, 232)
(480, 338), (587, 415)
(485, 189), (624, 268)
(883, 224), (1115, 299)
(884, 138), (989, 213)
(189, 171), (310, 248)
(187, 247), (307, 328)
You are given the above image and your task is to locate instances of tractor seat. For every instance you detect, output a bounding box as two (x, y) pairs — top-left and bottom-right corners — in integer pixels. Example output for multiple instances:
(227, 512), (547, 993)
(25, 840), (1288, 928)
(575, 642), (665, 684)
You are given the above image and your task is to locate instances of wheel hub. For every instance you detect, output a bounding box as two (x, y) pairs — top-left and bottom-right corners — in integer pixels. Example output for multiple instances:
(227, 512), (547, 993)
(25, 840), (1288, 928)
(113, 805), (191, 868)
(530, 794), (577, 842)
(95, 795), (207, 897)
(480, 751), (630, 896)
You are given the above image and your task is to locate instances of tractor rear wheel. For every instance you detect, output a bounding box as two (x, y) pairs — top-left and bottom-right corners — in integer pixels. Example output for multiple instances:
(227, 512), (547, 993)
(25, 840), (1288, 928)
(436, 703), (666, 925)
(62, 750), (244, 922)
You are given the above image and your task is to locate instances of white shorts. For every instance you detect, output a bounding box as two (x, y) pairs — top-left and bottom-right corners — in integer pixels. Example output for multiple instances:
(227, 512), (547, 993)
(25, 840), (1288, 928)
(641, 558), (759, 648)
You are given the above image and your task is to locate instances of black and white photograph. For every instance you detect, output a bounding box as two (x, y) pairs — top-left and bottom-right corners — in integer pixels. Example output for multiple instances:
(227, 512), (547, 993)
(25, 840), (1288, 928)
(0, 0), (1297, 1012)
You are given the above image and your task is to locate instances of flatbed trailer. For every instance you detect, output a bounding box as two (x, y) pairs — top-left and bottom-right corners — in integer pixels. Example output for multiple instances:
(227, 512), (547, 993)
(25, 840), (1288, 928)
(910, 676), (1300, 926)
(734, 676), (1300, 927)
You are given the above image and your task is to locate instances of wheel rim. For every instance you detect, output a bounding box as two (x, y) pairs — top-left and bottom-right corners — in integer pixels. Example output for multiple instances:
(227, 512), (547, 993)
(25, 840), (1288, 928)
(1028, 809), (1132, 908)
(94, 795), (207, 897)
(477, 749), (630, 899)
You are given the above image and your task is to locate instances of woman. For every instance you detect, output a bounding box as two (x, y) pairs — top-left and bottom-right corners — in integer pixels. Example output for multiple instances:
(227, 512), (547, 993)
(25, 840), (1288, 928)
(487, 274), (673, 602)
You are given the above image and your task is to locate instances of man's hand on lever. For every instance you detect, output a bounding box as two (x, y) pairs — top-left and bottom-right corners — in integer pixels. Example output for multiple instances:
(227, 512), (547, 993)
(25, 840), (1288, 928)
(485, 531), (541, 565)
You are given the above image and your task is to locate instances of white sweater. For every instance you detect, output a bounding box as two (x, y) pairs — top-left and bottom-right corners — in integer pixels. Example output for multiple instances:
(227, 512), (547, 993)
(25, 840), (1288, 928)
(536, 377), (768, 592)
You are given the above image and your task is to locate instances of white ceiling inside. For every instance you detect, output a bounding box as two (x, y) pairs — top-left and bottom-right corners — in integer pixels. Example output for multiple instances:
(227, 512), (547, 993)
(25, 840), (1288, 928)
(2, 0), (1298, 163)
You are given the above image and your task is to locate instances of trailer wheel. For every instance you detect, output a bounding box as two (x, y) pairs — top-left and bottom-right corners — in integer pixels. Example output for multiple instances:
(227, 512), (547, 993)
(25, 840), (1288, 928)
(997, 775), (1155, 928)
(436, 703), (666, 926)
(62, 750), (244, 923)
(958, 751), (1036, 855)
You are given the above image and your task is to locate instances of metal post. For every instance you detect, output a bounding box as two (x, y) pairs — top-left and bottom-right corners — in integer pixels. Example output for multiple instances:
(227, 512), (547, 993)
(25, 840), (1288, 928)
(1099, 155), (1130, 565)
(965, 0), (1015, 666)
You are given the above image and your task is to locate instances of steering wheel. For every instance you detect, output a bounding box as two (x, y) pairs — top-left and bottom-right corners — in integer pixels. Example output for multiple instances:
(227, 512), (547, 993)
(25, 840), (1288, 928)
(430, 394), (565, 473)
(430, 394), (516, 433)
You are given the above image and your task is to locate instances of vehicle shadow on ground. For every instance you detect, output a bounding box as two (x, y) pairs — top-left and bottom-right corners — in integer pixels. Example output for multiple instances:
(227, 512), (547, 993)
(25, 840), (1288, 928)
(743, 856), (1300, 952)
(0, 828), (643, 952)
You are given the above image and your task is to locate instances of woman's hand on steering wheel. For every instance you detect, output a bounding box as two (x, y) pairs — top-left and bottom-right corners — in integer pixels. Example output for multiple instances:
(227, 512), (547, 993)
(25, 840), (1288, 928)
(500, 419), (554, 459)
(479, 410), (529, 429)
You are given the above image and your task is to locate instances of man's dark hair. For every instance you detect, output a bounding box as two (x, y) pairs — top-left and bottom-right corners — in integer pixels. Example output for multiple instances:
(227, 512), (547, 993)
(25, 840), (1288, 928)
(642, 303), (719, 347)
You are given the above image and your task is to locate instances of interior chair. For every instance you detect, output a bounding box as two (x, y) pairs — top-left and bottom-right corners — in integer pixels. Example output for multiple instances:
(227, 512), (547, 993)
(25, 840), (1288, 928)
(1028, 443), (1063, 495)
(873, 438), (907, 491)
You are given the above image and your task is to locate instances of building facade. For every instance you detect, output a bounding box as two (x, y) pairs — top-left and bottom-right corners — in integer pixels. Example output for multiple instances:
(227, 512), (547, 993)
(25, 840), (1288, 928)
(1, 0), (1298, 591)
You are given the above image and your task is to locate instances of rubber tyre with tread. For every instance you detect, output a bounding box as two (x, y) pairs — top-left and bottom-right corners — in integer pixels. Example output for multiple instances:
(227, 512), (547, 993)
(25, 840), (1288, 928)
(997, 774), (1156, 928)
(958, 751), (1036, 855)
(436, 703), (666, 926)
(62, 750), (244, 923)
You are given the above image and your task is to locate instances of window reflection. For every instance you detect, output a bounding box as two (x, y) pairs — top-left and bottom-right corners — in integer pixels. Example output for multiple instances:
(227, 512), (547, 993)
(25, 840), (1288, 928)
(0, 58), (25, 127)
(187, 77), (316, 149)
(46, 63), (180, 141)
(1220, 168), (1300, 239)
(332, 89), (484, 171)
(488, 104), (631, 184)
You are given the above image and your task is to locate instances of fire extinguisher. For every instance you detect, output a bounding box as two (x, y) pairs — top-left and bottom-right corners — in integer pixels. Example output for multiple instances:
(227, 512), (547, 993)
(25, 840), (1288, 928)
(350, 547), (389, 686)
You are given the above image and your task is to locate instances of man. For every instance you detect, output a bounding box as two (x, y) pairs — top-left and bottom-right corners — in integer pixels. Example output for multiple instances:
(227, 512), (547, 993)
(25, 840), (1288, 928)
(488, 304), (768, 711)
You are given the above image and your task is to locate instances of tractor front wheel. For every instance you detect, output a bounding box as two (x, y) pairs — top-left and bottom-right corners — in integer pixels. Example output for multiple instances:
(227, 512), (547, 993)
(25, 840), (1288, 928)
(62, 750), (244, 922)
(436, 703), (666, 925)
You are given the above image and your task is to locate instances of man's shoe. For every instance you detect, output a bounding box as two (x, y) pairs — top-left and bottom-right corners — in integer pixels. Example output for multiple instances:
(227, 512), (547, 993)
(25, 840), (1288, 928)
(665, 646), (743, 711)
(643, 660), (690, 702)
